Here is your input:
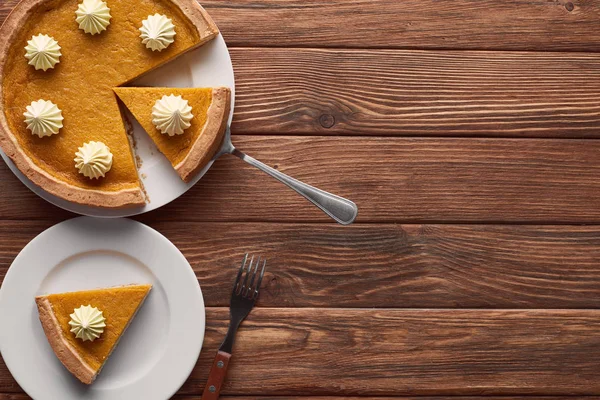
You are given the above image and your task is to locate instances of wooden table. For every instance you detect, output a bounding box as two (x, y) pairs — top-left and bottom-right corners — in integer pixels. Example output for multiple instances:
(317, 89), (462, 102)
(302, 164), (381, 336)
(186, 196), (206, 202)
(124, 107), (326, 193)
(2, 0), (600, 398)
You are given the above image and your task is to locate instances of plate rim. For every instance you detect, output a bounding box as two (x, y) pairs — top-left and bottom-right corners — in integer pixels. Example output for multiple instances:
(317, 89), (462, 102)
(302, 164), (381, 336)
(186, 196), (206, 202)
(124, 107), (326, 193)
(0, 216), (205, 399)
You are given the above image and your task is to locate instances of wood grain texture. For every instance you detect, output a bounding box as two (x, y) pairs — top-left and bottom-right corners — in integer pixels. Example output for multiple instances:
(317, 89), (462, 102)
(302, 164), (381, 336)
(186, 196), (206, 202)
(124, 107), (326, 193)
(0, 0), (15, 24)
(10, 396), (565, 400)
(3, 309), (600, 395)
(4, 396), (599, 400)
(137, 136), (600, 224)
(2, 137), (600, 223)
(199, 0), (600, 51)
(1, 0), (600, 398)
(0, 395), (28, 400)
(229, 48), (600, 137)
(1, 0), (600, 51)
(2, 221), (600, 309)
(160, 222), (600, 309)
(185, 309), (600, 395)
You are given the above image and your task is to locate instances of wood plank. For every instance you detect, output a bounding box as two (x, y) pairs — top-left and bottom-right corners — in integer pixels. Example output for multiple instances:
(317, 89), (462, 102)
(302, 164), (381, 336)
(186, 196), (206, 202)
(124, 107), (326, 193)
(2, 221), (600, 309)
(4, 395), (599, 400)
(0, 162), (72, 221)
(2, 0), (600, 51)
(2, 137), (600, 223)
(162, 222), (600, 309)
(0, 360), (19, 395)
(0, 394), (28, 400)
(200, 0), (600, 51)
(229, 48), (600, 138)
(138, 136), (600, 224)
(182, 397), (600, 400)
(3, 309), (600, 395)
(183, 309), (600, 395)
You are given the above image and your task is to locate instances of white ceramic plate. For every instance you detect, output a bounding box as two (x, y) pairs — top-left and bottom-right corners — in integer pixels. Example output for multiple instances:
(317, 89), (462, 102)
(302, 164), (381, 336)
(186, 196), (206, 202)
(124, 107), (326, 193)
(0, 217), (205, 400)
(0, 34), (235, 218)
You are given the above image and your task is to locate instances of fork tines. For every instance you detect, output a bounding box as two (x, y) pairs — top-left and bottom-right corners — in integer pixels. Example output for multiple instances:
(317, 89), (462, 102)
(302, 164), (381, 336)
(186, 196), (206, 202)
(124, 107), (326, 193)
(233, 254), (266, 300)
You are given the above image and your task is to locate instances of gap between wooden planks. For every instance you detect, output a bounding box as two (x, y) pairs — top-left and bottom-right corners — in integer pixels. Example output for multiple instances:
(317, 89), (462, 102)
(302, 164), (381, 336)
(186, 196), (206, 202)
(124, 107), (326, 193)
(3, 221), (600, 309)
(2, 308), (600, 396)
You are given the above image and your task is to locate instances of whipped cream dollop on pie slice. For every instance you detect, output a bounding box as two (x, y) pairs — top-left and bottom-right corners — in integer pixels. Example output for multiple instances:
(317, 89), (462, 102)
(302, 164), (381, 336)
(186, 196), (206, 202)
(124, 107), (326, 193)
(115, 87), (230, 182)
(69, 305), (106, 342)
(152, 94), (194, 136)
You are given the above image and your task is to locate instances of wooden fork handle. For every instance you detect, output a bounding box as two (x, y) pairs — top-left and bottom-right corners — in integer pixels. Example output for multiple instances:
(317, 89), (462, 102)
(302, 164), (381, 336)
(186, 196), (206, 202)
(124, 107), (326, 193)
(201, 350), (232, 400)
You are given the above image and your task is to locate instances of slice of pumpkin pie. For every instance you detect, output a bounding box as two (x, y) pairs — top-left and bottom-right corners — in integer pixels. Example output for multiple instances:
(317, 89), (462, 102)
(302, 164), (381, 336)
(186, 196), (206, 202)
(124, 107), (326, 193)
(35, 284), (152, 384)
(114, 87), (230, 182)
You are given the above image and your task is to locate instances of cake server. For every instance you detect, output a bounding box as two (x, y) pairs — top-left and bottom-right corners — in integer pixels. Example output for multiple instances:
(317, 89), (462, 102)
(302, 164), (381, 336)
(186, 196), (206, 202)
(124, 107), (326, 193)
(213, 126), (358, 225)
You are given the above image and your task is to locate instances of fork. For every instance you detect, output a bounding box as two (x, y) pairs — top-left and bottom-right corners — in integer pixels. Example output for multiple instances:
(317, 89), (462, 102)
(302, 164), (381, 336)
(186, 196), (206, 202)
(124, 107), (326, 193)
(201, 254), (266, 400)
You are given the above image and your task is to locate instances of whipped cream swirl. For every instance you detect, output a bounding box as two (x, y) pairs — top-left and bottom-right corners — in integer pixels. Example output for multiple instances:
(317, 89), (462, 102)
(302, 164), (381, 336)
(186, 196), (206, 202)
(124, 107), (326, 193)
(23, 99), (64, 138)
(24, 34), (61, 71)
(74, 141), (113, 179)
(139, 14), (176, 51)
(69, 305), (107, 342)
(75, 0), (112, 35)
(152, 94), (193, 136)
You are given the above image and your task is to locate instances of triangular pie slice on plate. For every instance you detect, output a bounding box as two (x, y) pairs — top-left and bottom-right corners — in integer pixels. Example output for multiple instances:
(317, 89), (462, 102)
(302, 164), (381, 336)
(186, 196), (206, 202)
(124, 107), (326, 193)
(35, 284), (152, 384)
(114, 87), (231, 182)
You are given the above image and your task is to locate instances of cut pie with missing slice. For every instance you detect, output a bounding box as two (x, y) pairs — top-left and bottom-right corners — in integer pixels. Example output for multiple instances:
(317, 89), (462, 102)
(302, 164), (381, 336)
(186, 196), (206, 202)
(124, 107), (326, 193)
(35, 284), (152, 384)
(0, 0), (221, 207)
(114, 87), (230, 182)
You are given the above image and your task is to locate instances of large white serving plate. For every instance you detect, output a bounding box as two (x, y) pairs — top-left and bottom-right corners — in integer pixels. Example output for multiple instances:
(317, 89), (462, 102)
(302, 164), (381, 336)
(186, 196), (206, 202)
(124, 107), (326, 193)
(0, 34), (235, 217)
(0, 217), (205, 399)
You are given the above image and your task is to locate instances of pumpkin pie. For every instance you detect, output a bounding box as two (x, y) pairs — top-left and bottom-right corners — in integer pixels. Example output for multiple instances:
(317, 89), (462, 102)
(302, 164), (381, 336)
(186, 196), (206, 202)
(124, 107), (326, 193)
(0, 0), (220, 207)
(115, 87), (230, 182)
(35, 284), (152, 384)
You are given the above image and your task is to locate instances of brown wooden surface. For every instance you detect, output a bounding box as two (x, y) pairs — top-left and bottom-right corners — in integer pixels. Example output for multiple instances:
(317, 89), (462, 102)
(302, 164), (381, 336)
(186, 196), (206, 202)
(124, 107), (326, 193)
(3, 221), (600, 309)
(3, 309), (600, 395)
(229, 48), (600, 138)
(3, 137), (600, 224)
(204, 0), (600, 52)
(6, 397), (600, 400)
(0, 0), (598, 51)
(1, 0), (600, 399)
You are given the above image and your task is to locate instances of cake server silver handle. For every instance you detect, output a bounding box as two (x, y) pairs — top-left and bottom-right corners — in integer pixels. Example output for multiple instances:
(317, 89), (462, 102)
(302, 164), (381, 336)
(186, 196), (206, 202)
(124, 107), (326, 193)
(232, 149), (358, 225)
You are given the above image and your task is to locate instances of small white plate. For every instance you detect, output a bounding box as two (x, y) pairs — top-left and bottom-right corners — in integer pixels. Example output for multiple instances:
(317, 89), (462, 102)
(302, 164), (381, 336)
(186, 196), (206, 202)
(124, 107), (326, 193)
(0, 34), (235, 218)
(0, 217), (205, 400)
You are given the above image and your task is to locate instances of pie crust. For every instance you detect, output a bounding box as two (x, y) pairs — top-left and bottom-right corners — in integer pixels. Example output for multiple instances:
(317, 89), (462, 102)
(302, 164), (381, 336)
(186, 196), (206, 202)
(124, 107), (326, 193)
(35, 285), (152, 384)
(0, 0), (219, 207)
(115, 87), (231, 182)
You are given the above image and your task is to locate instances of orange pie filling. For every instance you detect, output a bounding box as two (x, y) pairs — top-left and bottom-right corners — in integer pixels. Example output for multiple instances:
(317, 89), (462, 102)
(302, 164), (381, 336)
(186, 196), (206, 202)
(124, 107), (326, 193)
(2, 0), (205, 193)
(115, 87), (212, 166)
(40, 285), (151, 371)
